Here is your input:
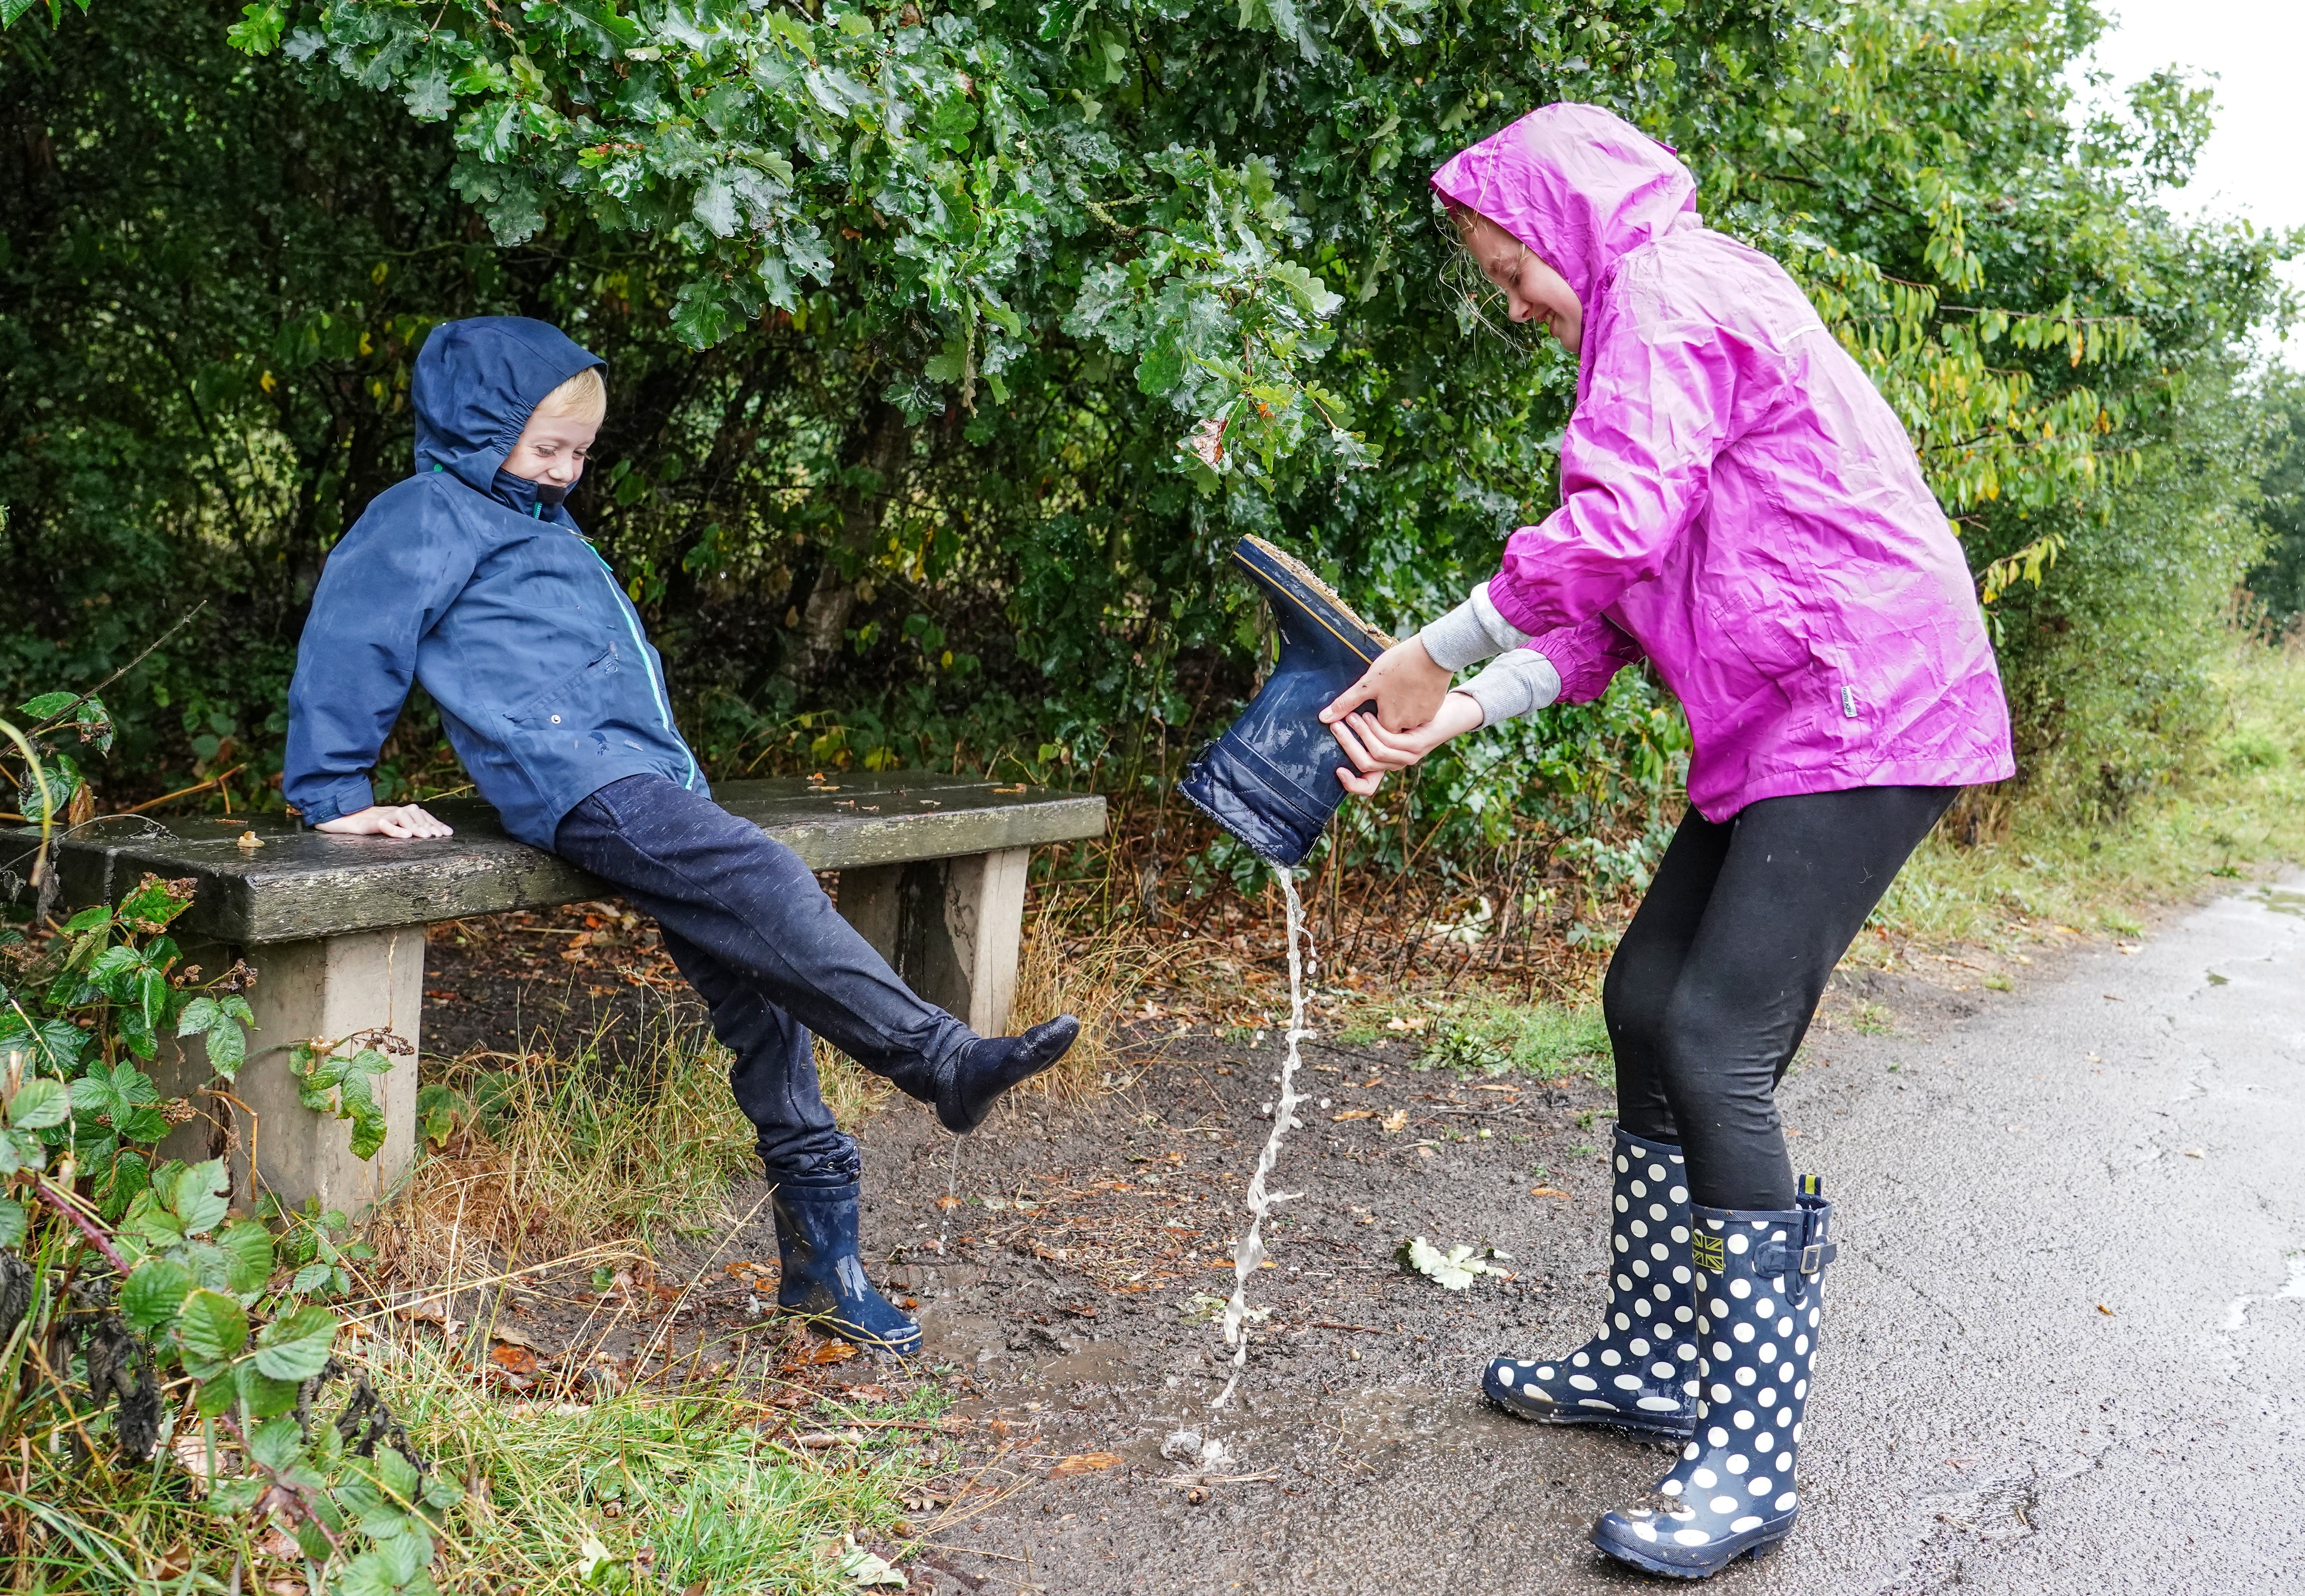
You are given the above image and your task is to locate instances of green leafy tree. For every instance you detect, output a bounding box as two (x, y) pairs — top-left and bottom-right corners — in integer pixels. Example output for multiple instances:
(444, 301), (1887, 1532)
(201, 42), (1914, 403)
(1, 0), (2292, 864)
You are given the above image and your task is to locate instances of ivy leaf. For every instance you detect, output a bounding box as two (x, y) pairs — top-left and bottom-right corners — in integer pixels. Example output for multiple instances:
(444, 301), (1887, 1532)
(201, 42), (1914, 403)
(6, 1078), (70, 1131)
(121, 1257), (198, 1333)
(253, 1304), (339, 1381)
(238, 1363), (303, 1418)
(176, 1288), (251, 1371)
(204, 1017), (248, 1079)
(217, 1220), (276, 1295)
(117, 875), (194, 930)
(165, 1160), (232, 1238)
(16, 751), (81, 825)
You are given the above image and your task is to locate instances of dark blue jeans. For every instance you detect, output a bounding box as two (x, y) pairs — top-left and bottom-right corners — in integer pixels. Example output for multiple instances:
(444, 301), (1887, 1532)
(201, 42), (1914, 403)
(554, 774), (974, 1183)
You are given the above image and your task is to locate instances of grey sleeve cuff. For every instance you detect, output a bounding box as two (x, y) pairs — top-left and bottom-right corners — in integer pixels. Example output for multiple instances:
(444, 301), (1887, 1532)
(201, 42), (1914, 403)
(1456, 649), (1563, 727)
(1416, 582), (1533, 672)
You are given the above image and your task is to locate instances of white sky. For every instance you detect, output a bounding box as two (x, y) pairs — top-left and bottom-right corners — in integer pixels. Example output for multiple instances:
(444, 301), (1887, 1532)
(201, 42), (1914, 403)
(2073, 0), (2305, 366)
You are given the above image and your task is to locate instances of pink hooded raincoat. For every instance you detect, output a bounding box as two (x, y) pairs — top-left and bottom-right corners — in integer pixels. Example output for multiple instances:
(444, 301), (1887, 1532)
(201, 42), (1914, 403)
(1431, 104), (2014, 820)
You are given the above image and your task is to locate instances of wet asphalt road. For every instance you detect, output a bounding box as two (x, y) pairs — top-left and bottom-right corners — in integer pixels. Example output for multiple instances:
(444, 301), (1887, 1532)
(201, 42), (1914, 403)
(920, 876), (2305, 1594)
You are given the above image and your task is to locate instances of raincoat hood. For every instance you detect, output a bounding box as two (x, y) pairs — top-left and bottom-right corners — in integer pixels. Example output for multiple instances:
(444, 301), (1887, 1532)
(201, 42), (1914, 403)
(412, 316), (605, 503)
(1429, 102), (1699, 309)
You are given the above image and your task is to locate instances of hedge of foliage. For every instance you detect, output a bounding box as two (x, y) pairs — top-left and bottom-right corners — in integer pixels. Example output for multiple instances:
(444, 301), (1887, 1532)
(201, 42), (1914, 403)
(0, 0), (2294, 879)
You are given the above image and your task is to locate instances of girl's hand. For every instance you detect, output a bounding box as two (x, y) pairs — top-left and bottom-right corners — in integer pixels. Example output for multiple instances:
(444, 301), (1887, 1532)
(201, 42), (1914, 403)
(314, 804), (454, 840)
(1331, 692), (1485, 796)
(1320, 636), (1454, 733)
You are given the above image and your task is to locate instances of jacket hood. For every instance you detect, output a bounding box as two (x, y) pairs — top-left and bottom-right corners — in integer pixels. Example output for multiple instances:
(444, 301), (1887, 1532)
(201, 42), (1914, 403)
(1430, 102), (1699, 310)
(412, 317), (605, 501)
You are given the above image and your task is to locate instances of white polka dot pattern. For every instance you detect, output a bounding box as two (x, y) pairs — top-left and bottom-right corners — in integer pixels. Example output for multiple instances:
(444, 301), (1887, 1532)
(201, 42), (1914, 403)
(1591, 1186), (1836, 1577)
(1481, 1127), (1699, 1440)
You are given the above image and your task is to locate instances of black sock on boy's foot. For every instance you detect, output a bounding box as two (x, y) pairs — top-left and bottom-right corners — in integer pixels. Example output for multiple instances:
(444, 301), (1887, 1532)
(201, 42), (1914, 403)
(936, 1015), (1081, 1134)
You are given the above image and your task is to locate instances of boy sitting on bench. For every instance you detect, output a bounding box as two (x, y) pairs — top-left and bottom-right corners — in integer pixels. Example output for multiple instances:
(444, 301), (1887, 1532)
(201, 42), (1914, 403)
(283, 316), (1077, 1353)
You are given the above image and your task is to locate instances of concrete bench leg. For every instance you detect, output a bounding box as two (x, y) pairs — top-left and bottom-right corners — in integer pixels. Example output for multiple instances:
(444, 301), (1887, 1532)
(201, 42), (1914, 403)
(156, 928), (423, 1217)
(836, 847), (1031, 1036)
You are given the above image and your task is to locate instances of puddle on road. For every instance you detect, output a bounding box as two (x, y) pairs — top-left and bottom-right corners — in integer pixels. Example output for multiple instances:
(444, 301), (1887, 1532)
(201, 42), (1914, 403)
(2220, 1252), (2305, 1331)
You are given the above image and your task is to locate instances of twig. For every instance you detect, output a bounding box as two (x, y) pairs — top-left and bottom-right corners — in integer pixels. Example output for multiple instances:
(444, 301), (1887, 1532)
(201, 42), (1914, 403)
(117, 765), (247, 816)
(1306, 1320), (1388, 1334)
(31, 1179), (131, 1275)
(27, 603), (208, 736)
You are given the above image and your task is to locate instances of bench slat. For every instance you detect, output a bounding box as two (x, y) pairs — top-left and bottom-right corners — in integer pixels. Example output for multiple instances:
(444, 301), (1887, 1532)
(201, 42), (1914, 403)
(26, 775), (1104, 944)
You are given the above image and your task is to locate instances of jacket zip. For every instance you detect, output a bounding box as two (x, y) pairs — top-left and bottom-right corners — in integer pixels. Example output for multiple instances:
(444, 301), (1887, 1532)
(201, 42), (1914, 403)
(580, 537), (699, 791)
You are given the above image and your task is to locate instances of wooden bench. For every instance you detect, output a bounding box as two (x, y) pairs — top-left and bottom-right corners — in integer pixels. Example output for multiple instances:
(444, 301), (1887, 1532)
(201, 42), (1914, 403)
(23, 773), (1105, 1215)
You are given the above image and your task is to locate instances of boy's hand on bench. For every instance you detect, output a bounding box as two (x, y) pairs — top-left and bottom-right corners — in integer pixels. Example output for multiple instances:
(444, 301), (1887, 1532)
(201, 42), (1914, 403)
(1320, 635), (1453, 734)
(1331, 692), (1485, 796)
(314, 804), (455, 840)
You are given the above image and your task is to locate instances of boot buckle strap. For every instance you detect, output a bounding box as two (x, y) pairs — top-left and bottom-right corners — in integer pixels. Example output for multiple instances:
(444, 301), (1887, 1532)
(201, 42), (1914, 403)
(1756, 1236), (1837, 1276)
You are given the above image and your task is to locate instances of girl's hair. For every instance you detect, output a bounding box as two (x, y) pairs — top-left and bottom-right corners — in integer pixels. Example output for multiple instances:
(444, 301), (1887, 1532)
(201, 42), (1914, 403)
(1433, 195), (1540, 350)
(533, 366), (607, 423)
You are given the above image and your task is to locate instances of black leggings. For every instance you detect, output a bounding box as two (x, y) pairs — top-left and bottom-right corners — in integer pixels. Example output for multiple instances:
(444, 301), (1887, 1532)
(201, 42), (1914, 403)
(1603, 784), (1957, 1211)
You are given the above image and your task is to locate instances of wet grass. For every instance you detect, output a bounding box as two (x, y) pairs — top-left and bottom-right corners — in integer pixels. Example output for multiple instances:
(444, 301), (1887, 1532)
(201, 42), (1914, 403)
(373, 1335), (944, 1596)
(1868, 639), (2305, 956)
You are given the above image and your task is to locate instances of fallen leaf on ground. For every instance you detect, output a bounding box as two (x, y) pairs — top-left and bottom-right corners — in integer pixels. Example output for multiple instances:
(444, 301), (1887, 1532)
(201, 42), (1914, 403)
(1049, 1452), (1122, 1478)
(838, 1542), (908, 1587)
(1398, 1236), (1503, 1291)
(490, 1324), (543, 1350)
(489, 1344), (540, 1376)
(1528, 1186), (1570, 1200)
(2096, 1303), (2116, 1316)
(1379, 1109), (1408, 1134)
(801, 1340), (857, 1365)
(1331, 1109), (1373, 1122)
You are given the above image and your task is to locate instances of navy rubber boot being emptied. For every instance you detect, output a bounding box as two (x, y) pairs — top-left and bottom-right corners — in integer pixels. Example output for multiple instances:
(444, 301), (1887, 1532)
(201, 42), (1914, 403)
(1590, 1178), (1838, 1579)
(1179, 536), (1395, 867)
(772, 1180), (922, 1355)
(1482, 1128), (1698, 1439)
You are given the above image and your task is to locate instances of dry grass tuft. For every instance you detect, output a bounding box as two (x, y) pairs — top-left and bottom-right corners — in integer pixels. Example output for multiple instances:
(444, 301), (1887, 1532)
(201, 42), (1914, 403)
(377, 1021), (758, 1289)
(1005, 902), (1173, 1101)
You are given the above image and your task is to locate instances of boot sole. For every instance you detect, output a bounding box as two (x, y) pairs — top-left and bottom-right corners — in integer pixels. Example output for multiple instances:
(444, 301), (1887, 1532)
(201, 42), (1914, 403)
(1591, 1517), (1795, 1579)
(779, 1303), (923, 1357)
(1483, 1391), (1695, 1442)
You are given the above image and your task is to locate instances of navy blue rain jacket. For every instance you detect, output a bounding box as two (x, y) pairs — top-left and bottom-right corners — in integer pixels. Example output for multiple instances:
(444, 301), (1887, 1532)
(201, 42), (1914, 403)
(284, 317), (704, 848)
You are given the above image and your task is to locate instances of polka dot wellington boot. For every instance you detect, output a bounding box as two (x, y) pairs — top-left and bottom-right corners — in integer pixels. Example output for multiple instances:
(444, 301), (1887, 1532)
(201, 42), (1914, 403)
(1480, 1127), (1699, 1440)
(771, 1179), (923, 1355)
(1590, 1176), (1838, 1579)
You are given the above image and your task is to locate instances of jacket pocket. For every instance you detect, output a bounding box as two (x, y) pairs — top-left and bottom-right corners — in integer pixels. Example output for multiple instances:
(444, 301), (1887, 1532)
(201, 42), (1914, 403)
(505, 641), (618, 728)
(499, 641), (623, 790)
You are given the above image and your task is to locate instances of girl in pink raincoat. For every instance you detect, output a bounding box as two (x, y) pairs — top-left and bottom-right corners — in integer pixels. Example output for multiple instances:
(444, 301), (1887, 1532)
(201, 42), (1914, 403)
(1320, 102), (2014, 1578)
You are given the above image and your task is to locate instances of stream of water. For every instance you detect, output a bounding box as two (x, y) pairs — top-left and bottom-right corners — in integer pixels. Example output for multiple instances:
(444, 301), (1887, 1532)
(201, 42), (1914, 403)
(1211, 870), (1312, 1410)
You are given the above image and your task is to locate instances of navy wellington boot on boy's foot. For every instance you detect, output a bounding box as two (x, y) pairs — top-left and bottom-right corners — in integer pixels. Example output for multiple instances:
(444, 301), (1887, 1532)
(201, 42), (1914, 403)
(1179, 536), (1395, 867)
(771, 1180), (923, 1354)
(1482, 1127), (1700, 1440)
(934, 1015), (1082, 1134)
(1590, 1178), (1838, 1580)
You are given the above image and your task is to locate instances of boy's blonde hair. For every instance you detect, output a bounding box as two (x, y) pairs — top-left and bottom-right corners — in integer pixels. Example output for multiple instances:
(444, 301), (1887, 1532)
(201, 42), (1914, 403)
(533, 366), (607, 423)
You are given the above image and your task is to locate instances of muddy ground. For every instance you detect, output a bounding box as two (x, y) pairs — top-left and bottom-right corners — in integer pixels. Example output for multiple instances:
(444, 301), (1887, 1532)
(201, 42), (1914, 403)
(413, 892), (2100, 1594)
